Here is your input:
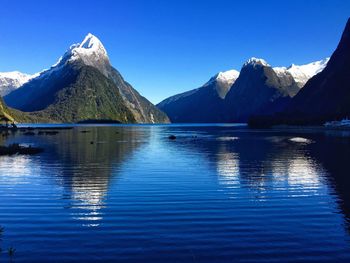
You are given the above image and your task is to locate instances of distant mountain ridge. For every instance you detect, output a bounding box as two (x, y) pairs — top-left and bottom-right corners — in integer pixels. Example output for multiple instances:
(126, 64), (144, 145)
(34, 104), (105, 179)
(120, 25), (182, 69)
(273, 58), (329, 90)
(4, 34), (169, 124)
(222, 57), (295, 122)
(157, 69), (239, 123)
(279, 18), (350, 124)
(158, 57), (328, 123)
(0, 71), (33, 96)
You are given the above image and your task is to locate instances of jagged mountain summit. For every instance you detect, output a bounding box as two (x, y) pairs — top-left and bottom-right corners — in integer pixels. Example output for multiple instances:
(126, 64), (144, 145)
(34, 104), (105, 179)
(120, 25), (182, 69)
(223, 57), (296, 122)
(243, 57), (270, 67)
(207, 70), (240, 99)
(157, 69), (239, 122)
(158, 56), (327, 123)
(273, 58), (329, 90)
(4, 33), (169, 123)
(55, 33), (111, 77)
(0, 71), (33, 96)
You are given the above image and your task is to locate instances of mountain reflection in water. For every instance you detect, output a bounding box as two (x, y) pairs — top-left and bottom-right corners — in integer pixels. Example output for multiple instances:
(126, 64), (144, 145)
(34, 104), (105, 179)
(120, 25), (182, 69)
(0, 125), (350, 262)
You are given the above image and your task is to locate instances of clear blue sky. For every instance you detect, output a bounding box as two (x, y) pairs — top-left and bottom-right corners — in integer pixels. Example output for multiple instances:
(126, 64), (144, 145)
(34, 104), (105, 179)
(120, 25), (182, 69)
(0, 0), (349, 103)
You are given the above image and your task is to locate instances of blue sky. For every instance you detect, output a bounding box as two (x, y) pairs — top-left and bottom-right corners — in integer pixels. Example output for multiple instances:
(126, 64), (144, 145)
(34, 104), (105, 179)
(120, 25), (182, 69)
(0, 0), (349, 103)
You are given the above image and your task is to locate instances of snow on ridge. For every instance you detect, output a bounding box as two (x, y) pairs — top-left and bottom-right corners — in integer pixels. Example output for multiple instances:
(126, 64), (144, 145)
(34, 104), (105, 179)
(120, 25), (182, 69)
(59, 33), (109, 66)
(214, 69), (240, 99)
(216, 69), (240, 87)
(288, 58), (329, 78)
(273, 58), (329, 88)
(28, 33), (110, 82)
(0, 71), (34, 96)
(0, 71), (32, 80)
(80, 33), (107, 54)
(243, 57), (270, 67)
(159, 69), (240, 106)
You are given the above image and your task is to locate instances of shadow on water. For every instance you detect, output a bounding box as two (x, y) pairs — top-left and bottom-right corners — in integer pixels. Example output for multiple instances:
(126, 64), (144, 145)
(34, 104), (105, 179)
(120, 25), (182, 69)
(307, 133), (350, 232)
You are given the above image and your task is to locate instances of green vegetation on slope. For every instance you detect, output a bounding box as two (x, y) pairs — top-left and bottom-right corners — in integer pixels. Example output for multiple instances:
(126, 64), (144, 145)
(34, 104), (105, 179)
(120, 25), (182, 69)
(0, 97), (15, 123)
(11, 66), (136, 123)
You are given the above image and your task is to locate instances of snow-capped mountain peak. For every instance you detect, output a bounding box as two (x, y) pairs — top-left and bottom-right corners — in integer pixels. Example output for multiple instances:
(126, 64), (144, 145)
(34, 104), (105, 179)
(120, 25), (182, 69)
(73, 33), (108, 57)
(243, 57), (270, 67)
(63, 33), (109, 69)
(79, 33), (106, 51)
(159, 68), (240, 106)
(0, 71), (31, 80)
(0, 71), (33, 96)
(287, 58), (329, 82)
(216, 69), (240, 86)
(203, 69), (239, 99)
(214, 69), (240, 99)
(273, 58), (329, 88)
(31, 33), (111, 82)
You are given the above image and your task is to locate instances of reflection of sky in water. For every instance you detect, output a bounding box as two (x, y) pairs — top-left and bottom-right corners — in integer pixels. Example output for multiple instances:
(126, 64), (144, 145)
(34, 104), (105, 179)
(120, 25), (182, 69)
(0, 156), (42, 184)
(1, 126), (350, 262)
(215, 136), (327, 200)
(216, 152), (240, 185)
(273, 157), (322, 190)
(70, 178), (107, 227)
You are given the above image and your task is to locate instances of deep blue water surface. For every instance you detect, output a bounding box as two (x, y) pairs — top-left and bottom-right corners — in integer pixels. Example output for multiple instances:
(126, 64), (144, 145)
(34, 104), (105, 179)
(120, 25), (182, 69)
(1, 124), (350, 262)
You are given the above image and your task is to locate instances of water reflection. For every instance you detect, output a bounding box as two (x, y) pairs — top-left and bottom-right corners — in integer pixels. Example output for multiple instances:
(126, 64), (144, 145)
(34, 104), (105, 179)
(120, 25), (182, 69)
(307, 134), (350, 231)
(2, 126), (350, 227)
(3, 126), (148, 226)
(170, 130), (324, 194)
(55, 127), (147, 226)
(2, 125), (350, 262)
(0, 155), (41, 184)
(165, 127), (350, 232)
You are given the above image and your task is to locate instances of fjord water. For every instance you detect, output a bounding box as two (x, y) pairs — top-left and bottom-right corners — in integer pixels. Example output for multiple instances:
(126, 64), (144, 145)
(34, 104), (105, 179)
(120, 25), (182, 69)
(1, 125), (350, 262)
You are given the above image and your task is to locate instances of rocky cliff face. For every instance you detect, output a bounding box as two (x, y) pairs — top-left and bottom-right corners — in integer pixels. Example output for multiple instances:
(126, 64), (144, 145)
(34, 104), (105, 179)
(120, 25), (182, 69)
(223, 58), (294, 122)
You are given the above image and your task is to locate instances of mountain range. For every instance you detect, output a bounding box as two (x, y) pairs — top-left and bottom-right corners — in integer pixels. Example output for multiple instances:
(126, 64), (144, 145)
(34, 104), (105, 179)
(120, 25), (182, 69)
(157, 69), (239, 122)
(1, 18), (349, 126)
(249, 18), (350, 126)
(1, 34), (169, 124)
(157, 57), (328, 123)
(0, 71), (33, 96)
(279, 18), (350, 124)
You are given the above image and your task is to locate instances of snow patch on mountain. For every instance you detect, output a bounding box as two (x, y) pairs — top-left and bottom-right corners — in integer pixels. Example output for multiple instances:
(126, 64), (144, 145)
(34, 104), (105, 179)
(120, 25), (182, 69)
(243, 57), (270, 67)
(158, 69), (240, 107)
(216, 70), (240, 86)
(0, 71), (33, 96)
(65, 33), (108, 65)
(31, 33), (111, 83)
(274, 58), (329, 88)
(205, 69), (240, 99)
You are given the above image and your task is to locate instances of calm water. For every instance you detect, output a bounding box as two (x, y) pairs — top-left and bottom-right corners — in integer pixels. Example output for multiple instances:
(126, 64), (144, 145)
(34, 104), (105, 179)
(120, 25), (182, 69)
(1, 124), (350, 262)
